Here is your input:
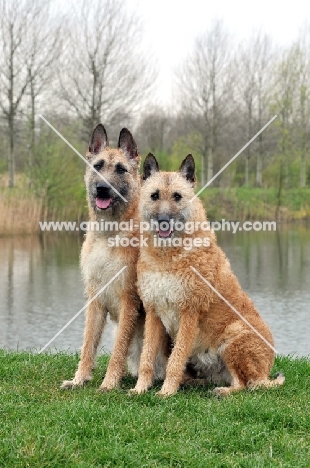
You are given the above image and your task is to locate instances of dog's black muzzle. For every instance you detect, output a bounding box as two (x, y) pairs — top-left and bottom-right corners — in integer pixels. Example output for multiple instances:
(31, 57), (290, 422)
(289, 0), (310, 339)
(96, 181), (111, 199)
(158, 214), (171, 233)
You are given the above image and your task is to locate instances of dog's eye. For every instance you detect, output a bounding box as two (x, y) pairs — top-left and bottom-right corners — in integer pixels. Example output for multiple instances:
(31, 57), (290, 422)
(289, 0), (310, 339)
(94, 161), (104, 171)
(151, 191), (159, 201)
(173, 192), (182, 201)
(116, 164), (127, 174)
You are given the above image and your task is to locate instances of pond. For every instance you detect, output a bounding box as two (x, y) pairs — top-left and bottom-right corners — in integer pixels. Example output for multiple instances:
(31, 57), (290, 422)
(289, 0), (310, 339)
(0, 226), (309, 356)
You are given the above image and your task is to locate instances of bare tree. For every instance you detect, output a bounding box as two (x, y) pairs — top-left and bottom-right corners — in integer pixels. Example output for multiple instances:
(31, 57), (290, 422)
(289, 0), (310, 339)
(60, 0), (155, 140)
(236, 39), (257, 186)
(272, 45), (300, 214)
(136, 107), (169, 154)
(0, 0), (43, 187)
(255, 34), (275, 187)
(297, 24), (310, 188)
(176, 20), (232, 185)
(237, 32), (275, 186)
(24, 1), (63, 176)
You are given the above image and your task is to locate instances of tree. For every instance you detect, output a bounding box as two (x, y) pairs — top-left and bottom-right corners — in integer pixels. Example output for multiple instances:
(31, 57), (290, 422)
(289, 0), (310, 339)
(271, 45), (300, 215)
(24, 1), (63, 179)
(297, 24), (310, 187)
(0, 0), (44, 187)
(237, 32), (275, 187)
(60, 0), (155, 140)
(236, 39), (256, 186)
(136, 107), (169, 154)
(255, 34), (275, 187)
(176, 20), (232, 186)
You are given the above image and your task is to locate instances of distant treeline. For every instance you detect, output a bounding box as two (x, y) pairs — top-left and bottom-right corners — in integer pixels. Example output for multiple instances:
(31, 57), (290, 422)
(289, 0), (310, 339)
(0, 0), (309, 217)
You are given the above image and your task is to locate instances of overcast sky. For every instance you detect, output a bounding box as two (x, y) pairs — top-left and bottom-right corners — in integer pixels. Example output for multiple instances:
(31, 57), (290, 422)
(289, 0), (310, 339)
(127, 0), (310, 105)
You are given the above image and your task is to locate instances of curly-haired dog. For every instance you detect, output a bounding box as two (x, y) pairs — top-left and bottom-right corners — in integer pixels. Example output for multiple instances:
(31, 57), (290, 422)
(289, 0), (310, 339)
(131, 153), (284, 397)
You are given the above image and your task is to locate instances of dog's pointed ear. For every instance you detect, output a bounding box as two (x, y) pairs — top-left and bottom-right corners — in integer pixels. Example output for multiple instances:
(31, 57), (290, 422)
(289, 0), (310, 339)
(118, 128), (138, 160)
(179, 154), (196, 186)
(88, 124), (109, 156)
(142, 153), (160, 181)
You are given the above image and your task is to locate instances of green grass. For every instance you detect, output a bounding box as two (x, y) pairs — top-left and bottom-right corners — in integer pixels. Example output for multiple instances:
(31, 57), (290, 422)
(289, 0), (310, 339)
(0, 352), (310, 467)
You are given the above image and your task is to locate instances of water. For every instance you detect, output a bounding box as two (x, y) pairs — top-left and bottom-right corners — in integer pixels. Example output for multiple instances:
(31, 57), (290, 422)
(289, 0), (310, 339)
(0, 227), (309, 356)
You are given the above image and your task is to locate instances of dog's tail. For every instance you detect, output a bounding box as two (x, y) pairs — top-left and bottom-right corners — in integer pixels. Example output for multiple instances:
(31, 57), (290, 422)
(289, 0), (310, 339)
(272, 372), (285, 386)
(266, 372), (285, 387)
(248, 372), (285, 389)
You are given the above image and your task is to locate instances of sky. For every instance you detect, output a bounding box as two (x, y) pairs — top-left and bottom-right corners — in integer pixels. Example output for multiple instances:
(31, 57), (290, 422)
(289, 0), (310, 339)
(126, 0), (310, 105)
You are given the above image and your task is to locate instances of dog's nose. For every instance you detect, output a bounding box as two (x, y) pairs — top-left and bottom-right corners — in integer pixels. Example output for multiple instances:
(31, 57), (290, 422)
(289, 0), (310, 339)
(96, 181), (110, 197)
(158, 214), (170, 224)
(158, 214), (171, 231)
(96, 181), (110, 190)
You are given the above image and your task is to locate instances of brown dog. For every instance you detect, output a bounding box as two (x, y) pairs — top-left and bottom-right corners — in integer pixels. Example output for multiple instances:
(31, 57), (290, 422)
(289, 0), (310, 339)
(131, 153), (284, 397)
(61, 126), (167, 391)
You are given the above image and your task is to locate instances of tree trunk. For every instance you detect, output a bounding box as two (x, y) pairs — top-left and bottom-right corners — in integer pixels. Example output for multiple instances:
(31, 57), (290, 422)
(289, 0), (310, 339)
(207, 122), (214, 185)
(245, 156), (249, 187)
(276, 117), (287, 219)
(200, 134), (207, 186)
(208, 73), (216, 186)
(256, 148), (263, 187)
(275, 159), (284, 220)
(300, 88), (307, 188)
(300, 154), (307, 187)
(200, 153), (205, 186)
(245, 102), (252, 187)
(256, 81), (263, 187)
(8, 117), (14, 188)
(8, 26), (15, 188)
(28, 75), (36, 185)
(207, 145), (213, 184)
(30, 83), (35, 150)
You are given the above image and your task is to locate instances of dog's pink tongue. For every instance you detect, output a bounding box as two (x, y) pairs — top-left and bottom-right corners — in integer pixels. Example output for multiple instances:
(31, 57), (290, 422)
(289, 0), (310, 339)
(158, 228), (172, 238)
(96, 198), (111, 209)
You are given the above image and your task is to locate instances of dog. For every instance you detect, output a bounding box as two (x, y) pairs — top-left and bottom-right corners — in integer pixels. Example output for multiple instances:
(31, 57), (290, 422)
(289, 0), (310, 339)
(131, 153), (284, 397)
(61, 125), (167, 391)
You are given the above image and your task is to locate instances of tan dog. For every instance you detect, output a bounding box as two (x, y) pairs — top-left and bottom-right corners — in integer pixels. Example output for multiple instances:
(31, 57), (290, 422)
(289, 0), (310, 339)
(131, 153), (284, 397)
(62, 126), (167, 391)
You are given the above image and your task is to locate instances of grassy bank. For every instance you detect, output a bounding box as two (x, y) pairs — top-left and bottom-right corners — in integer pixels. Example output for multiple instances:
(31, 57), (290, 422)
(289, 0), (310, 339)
(0, 351), (309, 467)
(201, 187), (310, 222)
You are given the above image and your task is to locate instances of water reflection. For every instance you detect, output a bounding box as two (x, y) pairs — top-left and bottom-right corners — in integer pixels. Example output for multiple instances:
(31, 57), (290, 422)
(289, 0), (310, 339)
(0, 227), (309, 356)
(0, 235), (115, 354)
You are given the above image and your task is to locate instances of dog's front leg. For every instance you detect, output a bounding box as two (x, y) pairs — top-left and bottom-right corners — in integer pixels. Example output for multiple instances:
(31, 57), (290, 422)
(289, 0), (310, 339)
(130, 307), (165, 394)
(61, 293), (107, 389)
(99, 295), (139, 391)
(158, 311), (198, 397)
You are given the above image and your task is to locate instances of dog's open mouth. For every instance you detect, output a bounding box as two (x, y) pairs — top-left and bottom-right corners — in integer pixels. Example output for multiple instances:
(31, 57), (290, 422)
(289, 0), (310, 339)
(96, 197), (112, 210)
(158, 227), (173, 238)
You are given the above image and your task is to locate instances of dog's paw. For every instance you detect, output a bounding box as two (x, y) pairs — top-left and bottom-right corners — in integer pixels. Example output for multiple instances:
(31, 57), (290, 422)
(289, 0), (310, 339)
(128, 385), (147, 395)
(156, 380), (179, 397)
(156, 386), (177, 398)
(60, 377), (90, 390)
(156, 390), (173, 398)
(128, 388), (141, 395)
(212, 386), (231, 398)
(98, 385), (115, 393)
(98, 379), (118, 393)
(98, 387), (110, 393)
